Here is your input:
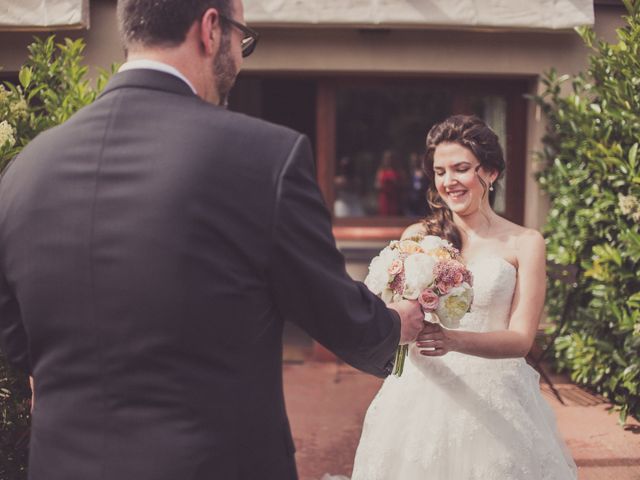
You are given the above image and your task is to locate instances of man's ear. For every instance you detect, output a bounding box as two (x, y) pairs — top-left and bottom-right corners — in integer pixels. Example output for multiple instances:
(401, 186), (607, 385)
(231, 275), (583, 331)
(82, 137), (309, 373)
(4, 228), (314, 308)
(199, 8), (221, 56)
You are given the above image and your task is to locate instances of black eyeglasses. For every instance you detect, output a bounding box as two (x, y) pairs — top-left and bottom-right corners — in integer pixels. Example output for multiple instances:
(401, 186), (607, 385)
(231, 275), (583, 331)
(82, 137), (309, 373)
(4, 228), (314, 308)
(219, 15), (259, 58)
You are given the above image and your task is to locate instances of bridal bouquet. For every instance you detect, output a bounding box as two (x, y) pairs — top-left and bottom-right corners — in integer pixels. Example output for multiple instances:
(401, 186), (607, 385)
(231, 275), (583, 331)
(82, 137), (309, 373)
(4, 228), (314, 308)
(364, 236), (474, 376)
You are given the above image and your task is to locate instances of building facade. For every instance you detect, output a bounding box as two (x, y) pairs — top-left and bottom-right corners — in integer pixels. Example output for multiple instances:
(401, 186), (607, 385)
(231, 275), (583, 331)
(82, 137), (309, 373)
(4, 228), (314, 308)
(0, 0), (624, 242)
(0, 0), (626, 268)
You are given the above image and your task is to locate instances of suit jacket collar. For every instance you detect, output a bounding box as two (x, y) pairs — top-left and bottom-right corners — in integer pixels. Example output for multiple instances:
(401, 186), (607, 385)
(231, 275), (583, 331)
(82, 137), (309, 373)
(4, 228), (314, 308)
(98, 69), (198, 99)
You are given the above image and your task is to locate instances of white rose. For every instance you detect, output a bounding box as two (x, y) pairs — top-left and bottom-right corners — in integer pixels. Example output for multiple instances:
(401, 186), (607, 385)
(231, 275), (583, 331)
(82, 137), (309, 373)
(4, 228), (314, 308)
(402, 253), (436, 299)
(419, 235), (448, 252)
(364, 246), (400, 295)
(364, 260), (388, 295)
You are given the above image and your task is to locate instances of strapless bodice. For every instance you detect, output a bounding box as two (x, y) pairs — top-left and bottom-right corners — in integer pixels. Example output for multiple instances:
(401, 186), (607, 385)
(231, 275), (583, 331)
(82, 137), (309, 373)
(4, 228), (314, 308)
(458, 255), (517, 332)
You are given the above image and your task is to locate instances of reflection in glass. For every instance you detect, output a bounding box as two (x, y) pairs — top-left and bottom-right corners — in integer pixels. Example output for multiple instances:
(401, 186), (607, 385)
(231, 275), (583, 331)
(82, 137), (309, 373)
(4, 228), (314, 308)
(375, 150), (405, 216)
(407, 152), (429, 217)
(334, 87), (509, 219)
(334, 155), (365, 217)
(334, 86), (451, 218)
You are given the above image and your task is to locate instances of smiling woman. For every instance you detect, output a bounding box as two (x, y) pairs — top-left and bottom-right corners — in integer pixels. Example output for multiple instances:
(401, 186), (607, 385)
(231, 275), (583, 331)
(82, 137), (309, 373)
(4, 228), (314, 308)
(422, 115), (506, 250)
(322, 113), (578, 480)
(433, 145), (495, 214)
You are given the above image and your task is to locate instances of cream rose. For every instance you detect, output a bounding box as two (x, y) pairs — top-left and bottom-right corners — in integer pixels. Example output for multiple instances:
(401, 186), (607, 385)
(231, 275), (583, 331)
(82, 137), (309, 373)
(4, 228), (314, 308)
(435, 283), (473, 328)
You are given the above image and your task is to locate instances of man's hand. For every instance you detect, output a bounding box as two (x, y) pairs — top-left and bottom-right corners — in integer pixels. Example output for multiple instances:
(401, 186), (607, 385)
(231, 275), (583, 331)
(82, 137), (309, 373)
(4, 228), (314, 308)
(388, 299), (424, 344)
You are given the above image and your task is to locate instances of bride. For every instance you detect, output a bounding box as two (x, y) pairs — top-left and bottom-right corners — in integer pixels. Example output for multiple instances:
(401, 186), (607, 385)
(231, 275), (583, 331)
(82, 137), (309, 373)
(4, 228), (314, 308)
(326, 115), (577, 479)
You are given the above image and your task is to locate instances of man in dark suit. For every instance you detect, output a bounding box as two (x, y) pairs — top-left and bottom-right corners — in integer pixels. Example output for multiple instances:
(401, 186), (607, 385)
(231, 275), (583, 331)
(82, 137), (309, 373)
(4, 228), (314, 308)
(0, 1), (425, 479)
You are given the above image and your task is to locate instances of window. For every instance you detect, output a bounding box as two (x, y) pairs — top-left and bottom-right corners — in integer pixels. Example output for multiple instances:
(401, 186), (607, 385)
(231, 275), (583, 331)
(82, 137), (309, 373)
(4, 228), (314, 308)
(334, 85), (451, 219)
(231, 75), (529, 239)
(318, 78), (529, 238)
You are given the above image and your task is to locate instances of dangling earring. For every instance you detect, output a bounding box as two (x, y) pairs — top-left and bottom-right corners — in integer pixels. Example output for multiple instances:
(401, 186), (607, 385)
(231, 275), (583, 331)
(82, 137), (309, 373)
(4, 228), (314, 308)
(489, 182), (494, 192)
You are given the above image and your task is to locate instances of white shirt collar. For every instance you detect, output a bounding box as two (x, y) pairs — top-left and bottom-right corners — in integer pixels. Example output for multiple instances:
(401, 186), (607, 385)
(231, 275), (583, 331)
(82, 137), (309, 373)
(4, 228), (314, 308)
(119, 59), (198, 95)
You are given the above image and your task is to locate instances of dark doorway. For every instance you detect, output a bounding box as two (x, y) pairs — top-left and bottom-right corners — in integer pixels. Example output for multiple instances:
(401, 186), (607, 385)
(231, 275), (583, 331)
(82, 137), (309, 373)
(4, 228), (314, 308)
(228, 75), (318, 362)
(228, 75), (317, 150)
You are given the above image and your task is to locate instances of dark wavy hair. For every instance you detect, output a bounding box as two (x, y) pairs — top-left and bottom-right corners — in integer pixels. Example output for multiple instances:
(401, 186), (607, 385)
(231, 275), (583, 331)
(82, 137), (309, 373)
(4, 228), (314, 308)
(117, 0), (233, 48)
(421, 115), (506, 250)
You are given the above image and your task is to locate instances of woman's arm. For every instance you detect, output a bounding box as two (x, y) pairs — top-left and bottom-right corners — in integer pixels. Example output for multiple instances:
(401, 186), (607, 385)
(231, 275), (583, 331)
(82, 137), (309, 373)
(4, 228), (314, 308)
(418, 230), (546, 359)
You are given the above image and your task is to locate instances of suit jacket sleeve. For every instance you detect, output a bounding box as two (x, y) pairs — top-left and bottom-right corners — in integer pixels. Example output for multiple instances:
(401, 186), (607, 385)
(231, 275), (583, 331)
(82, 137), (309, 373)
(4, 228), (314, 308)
(269, 134), (400, 377)
(0, 270), (30, 375)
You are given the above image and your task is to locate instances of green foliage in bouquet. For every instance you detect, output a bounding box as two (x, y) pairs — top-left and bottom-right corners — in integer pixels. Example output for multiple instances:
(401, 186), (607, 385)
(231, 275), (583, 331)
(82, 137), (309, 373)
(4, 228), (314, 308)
(0, 35), (115, 478)
(534, 0), (640, 423)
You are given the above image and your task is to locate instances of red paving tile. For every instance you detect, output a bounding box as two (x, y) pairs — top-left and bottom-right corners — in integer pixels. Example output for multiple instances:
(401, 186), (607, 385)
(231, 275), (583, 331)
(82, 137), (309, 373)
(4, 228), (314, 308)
(283, 361), (640, 480)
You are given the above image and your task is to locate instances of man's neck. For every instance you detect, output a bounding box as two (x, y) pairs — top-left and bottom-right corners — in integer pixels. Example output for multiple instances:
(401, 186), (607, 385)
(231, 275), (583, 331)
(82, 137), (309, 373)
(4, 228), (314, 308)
(127, 48), (219, 104)
(121, 58), (197, 94)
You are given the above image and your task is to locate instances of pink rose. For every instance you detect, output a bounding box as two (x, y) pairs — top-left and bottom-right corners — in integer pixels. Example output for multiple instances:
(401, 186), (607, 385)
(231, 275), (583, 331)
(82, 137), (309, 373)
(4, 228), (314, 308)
(390, 270), (406, 295)
(453, 270), (464, 286)
(388, 259), (404, 276)
(418, 288), (440, 311)
(437, 281), (452, 295)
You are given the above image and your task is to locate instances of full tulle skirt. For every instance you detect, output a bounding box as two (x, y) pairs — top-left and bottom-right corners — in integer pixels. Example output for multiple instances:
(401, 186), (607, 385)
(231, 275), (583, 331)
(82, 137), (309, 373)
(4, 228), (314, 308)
(325, 345), (577, 480)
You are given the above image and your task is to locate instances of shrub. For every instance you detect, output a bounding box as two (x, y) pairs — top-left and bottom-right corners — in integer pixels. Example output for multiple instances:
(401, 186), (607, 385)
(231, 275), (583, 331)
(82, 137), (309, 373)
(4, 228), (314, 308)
(0, 35), (115, 478)
(534, 0), (640, 423)
(0, 364), (30, 479)
(1, 36), (114, 170)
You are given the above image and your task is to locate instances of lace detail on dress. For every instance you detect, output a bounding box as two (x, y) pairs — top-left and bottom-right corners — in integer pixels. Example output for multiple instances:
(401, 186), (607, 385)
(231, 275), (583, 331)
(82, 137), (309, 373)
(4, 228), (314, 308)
(343, 255), (578, 480)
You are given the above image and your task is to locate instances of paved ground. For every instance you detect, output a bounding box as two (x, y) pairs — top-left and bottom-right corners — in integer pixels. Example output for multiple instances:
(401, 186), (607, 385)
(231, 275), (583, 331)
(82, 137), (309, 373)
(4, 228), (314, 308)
(283, 360), (640, 480)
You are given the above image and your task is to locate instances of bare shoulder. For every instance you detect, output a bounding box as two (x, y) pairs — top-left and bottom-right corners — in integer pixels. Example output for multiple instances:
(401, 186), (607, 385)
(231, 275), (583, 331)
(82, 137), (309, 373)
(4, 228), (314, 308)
(514, 227), (545, 251)
(510, 225), (545, 269)
(495, 217), (543, 247)
(401, 222), (427, 240)
(490, 218), (544, 267)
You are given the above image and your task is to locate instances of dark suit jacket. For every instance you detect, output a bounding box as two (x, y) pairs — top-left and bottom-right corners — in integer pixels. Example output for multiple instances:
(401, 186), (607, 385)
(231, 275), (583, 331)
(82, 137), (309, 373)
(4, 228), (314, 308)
(0, 69), (400, 480)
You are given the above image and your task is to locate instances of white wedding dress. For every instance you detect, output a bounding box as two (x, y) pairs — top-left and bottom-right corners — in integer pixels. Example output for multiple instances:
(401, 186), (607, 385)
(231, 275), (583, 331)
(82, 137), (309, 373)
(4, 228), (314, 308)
(325, 255), (578, 480)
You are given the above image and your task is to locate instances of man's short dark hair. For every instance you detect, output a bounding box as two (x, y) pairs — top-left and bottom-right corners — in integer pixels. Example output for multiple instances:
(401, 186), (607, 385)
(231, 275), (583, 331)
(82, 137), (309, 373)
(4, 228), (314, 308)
(117, 0), (233, 47)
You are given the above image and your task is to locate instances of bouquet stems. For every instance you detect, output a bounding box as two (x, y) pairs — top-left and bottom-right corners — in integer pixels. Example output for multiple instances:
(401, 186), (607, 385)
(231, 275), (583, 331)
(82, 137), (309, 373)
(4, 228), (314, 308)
(392, 344), (409, 376)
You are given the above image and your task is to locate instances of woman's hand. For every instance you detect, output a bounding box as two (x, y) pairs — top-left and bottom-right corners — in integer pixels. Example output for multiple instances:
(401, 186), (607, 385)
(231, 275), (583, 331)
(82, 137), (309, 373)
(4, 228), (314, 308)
(416, 323), (458, 357)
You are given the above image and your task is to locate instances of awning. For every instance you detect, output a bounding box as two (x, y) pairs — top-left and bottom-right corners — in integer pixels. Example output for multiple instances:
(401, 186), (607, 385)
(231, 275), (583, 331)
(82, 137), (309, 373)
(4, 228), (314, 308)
(0, 0), (89, 31)
(244, 0), (594, 30)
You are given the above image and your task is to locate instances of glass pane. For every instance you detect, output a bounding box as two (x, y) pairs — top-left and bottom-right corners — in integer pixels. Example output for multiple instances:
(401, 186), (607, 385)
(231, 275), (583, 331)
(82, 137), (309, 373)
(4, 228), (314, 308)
(334, 86), (452, 218)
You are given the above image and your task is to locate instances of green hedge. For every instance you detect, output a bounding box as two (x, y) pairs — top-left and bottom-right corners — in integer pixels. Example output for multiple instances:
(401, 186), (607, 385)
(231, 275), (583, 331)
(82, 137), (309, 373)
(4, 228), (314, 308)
(1, 36), (114, 170)
(534, 0), (640, 423)
(0, 36), (114, 479)
(0, 363), (30, 479)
